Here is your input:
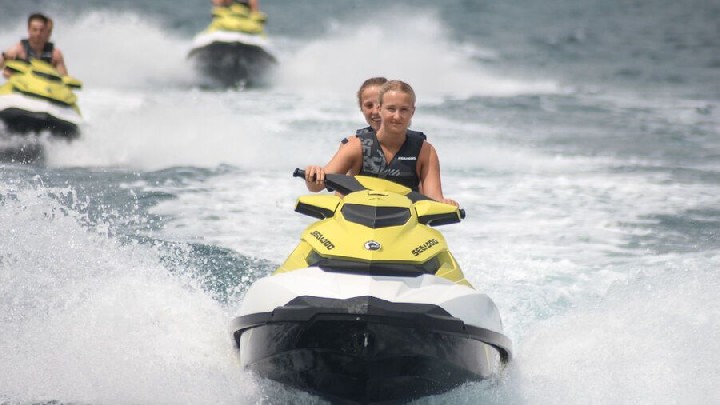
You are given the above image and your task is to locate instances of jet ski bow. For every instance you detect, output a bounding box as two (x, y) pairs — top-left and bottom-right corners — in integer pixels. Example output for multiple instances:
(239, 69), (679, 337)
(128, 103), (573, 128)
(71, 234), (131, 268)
(230, 169), (512, 403)
(0, 59), (83, 138)
(188, 4), (277, 87)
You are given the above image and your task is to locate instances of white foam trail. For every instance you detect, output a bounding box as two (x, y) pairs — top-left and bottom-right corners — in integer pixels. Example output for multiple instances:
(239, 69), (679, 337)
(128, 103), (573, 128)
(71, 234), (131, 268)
(274, 10), (559, 99)
(2, 8), (561, 171)
(42, 89), (345, 170)
(504, 258), (720, 405)
(410, 255), (720, 405)
(0, 184), (259, 404)
(54, 12), (196, 88)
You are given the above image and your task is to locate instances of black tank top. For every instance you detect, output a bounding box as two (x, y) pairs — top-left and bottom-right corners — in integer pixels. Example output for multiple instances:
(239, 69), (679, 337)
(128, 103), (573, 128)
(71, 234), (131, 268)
(357, 131), (424, 191)
(21, 39), (54, 64)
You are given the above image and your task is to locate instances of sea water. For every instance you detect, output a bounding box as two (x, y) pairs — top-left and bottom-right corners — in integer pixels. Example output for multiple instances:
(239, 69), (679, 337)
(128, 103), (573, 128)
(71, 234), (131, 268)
(1, 0), (719, 403)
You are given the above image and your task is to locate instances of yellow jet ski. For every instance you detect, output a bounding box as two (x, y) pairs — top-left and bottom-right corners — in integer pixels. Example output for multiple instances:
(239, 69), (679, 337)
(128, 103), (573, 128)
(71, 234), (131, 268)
(230, 170), (512, 404)
(188, 3), (277, 87)
(0, 58), (83, 138)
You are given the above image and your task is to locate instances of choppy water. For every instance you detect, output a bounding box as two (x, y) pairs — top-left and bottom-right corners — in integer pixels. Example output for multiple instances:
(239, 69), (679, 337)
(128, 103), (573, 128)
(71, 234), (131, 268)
(1, 0), (719, 403)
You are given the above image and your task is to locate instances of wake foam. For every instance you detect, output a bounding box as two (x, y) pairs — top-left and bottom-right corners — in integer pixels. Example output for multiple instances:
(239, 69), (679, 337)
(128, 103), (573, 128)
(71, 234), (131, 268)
(274, 10), (559, 100)
(0, 182), (258, 404)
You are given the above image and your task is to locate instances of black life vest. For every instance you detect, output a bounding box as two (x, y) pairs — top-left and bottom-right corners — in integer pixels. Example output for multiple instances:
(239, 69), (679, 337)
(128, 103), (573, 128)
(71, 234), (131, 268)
(21, 39), (54, 64)
(357, 130), (424, 191)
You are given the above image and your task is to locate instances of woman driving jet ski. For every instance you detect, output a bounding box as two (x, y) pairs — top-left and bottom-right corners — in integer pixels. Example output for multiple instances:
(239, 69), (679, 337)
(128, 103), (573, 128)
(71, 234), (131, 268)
(304, 79), (459, 207)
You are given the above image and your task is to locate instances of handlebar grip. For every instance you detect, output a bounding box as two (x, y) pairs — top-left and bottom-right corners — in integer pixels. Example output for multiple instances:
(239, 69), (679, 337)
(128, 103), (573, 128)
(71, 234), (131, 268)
(459, 209), (466, 219)
(292, 168), (305, 178)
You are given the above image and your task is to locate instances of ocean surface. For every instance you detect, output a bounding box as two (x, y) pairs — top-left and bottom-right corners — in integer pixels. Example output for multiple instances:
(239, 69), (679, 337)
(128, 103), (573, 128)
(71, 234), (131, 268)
(1, 0), (719, 403)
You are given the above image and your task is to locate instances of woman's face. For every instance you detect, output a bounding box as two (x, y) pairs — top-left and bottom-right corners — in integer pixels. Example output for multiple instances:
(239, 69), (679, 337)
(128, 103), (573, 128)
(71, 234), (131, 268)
(359, 85), (382, 130)
(379, 90), (415, 133)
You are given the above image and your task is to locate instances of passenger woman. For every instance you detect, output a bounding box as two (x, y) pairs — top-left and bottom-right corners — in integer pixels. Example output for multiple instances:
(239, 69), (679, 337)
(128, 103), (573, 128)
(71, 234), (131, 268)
(305, 80), (458, 206)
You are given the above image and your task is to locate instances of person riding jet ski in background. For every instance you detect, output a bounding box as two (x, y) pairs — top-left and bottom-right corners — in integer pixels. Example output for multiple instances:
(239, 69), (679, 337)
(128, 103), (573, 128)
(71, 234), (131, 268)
(211, 0), (259, 12)
(305, 80), (459, 207)
(0, 13), (68, 79)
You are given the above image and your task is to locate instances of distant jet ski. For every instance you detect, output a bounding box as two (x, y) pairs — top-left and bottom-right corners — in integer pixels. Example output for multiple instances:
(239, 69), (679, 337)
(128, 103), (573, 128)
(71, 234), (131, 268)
(188, 4), (277, 87)
(230, 170), (513, 404)
(0, 58), (82, 138)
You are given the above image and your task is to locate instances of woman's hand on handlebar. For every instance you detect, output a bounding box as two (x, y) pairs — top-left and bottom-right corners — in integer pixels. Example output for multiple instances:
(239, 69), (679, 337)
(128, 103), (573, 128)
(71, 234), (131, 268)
(441, 198), (459, 207)
(304, 165), (326, 191)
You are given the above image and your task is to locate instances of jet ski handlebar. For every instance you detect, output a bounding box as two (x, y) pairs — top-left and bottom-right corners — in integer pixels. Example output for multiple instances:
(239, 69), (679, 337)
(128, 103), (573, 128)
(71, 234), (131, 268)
(293, 168), (465, 219)
(293, 168), (362, 195)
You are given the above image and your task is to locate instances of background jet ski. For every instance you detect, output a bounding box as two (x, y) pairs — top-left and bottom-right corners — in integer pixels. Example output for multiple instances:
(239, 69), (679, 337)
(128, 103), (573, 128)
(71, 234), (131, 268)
(231, 169), (512, 404)
(188, 3), (277, 87)
(0, 58), (83, 138)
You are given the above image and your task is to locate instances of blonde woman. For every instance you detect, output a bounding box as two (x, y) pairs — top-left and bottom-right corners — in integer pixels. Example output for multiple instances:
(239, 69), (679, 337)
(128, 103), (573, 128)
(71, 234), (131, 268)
(305, 80), (457, 206)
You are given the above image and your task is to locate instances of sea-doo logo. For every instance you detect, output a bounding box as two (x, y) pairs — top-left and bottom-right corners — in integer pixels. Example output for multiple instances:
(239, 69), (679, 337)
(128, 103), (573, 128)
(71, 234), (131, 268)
(396, 156), (417, 161)
(364, 240), (381, 251)
(412, 238), (439, 256)
(310, 230), (335, 250)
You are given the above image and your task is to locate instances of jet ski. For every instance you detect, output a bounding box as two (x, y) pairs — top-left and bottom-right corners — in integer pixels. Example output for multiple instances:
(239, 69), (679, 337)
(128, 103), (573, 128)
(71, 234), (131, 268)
(188, 3), (277, 87)
(230, 169), (512, 404)
(0, 58), (83, 138)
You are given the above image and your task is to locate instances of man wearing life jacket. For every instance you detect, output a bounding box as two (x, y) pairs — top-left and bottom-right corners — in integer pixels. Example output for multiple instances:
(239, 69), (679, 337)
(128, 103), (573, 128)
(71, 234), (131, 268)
(0, 13), (68, 79)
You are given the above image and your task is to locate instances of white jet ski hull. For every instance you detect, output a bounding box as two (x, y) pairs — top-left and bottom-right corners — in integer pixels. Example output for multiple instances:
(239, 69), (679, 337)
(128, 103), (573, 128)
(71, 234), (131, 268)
(231, 267), (512, 403)
(0, 93), (82, 137)
(188, 31), (277, 87)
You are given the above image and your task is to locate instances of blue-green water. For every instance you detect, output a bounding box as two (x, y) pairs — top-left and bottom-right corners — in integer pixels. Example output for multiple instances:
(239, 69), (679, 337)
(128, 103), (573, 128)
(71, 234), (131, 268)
(1, 0), (719, 403)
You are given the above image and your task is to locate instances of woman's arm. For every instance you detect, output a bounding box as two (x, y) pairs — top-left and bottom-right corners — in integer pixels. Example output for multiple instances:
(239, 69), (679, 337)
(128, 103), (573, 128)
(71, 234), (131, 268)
(305, 136), (362, 192)
(417, 142), (443, 200)
(418, 142), (459, 206)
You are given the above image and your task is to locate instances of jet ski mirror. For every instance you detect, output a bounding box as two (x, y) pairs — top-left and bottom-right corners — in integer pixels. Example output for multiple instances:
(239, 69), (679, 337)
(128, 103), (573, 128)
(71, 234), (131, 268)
(295, 195), (342, 219)
(415, 200), (464, 226)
